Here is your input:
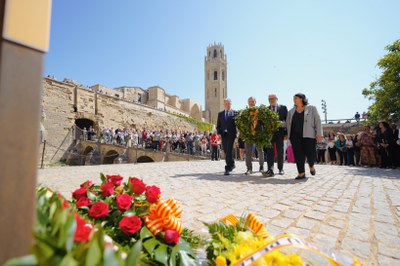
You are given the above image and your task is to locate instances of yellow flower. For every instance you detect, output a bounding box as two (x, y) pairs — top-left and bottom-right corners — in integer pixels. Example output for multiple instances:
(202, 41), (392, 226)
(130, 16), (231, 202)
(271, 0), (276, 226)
(216, 255), (227, 266)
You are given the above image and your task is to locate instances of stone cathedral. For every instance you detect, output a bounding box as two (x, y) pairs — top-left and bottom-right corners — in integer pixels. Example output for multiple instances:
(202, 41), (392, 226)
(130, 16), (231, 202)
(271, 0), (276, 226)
(204, 42), (227, 125)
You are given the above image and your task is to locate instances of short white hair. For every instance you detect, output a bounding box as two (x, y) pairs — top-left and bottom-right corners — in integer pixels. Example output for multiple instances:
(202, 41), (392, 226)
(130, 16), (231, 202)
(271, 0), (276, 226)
(248, 96), (256, 102)
(268, 93), (278, 100)
(224, 98), (232, 103)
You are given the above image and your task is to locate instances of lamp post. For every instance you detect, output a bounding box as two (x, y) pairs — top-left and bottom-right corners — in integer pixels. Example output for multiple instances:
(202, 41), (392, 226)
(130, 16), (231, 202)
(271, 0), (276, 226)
(321, 100), (327, 124)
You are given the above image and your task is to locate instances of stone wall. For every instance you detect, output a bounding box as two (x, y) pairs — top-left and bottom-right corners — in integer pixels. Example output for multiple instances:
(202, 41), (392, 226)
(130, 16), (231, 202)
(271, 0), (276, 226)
(40, 78), (208, 165)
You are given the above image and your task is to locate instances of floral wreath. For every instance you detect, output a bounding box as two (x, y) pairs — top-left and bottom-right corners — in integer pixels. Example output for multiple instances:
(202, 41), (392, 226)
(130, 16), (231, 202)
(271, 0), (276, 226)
(235, 104), (281, 148)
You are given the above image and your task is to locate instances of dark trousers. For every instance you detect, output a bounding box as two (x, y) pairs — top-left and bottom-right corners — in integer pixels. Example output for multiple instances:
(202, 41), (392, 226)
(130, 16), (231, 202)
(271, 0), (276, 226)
(337, 150), (348, 165)
(347, 148), (355, 165)
(317, 149), (326, 163)
(328, 147), (336, 161)
(211, 145), (218, 160)
(265, 133), (284, 171)
(222, 135), (235, 171)
(290, 134), (316, 174)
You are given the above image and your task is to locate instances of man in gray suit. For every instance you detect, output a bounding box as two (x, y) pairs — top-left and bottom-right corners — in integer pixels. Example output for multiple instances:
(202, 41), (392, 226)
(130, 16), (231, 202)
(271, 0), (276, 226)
(263, 93), (288, 177)
(244, 97), (264, 175)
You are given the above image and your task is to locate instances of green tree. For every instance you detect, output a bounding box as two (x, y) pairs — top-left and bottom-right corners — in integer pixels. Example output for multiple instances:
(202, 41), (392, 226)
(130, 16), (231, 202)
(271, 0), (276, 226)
(363, 39), (400, 124)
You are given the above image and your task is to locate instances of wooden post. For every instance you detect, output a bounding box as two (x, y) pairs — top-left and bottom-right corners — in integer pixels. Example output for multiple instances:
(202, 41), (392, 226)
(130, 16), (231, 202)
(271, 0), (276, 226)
(0, 0), (52, 264)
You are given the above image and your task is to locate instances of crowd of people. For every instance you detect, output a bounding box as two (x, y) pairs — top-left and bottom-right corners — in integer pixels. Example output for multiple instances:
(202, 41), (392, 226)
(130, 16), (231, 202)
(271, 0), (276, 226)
(80, 126), (220, 157)
(77, 94), (399, 176)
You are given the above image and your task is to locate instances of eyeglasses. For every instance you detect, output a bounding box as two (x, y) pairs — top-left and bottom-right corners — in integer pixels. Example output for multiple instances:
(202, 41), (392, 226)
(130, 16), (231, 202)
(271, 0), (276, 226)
(268, 98), (276, 100)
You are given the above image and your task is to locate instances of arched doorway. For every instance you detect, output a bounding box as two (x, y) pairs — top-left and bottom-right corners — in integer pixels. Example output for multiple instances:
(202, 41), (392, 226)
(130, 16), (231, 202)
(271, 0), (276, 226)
(82, 146), (94, 165)
(75, 118), (94, 140)
(103, 150), (119, 164)
(137, 156), (154, 163)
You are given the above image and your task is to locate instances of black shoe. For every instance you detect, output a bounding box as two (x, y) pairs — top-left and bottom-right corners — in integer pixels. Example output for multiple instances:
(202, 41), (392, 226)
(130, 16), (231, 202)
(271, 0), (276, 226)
(245, 169), (253, 175)
(295, 175), (306, 180)
(259, 166), (264, 172)
(224, 170), (230, 175)
(262, 169), (274, 178)
(279, 170), (284, 175)
(231, 165), (236, 171)
(310, 168), (316, 176)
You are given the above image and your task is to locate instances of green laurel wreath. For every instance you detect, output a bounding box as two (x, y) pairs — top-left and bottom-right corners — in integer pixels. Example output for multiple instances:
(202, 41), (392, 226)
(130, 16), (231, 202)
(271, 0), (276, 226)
(235, 105), (281, 148)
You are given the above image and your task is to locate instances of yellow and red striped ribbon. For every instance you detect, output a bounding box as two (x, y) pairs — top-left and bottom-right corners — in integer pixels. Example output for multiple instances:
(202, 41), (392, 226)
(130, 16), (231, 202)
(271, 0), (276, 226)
(145, 198), (183, 235)
(219, 213), (272, 241)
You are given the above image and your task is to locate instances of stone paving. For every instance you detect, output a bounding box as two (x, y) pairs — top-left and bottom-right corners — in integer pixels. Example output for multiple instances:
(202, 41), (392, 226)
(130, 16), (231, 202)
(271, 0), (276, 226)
(38, 161), (400, 266)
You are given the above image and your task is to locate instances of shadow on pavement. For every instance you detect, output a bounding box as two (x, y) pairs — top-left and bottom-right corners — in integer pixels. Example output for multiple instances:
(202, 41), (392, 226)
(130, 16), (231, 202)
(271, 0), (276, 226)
(342, 167), (400, 179)
(173, 172), (307, 185)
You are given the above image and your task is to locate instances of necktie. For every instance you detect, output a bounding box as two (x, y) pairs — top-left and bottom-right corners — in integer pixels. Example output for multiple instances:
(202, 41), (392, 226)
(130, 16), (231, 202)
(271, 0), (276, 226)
(225, 111), (228, 120)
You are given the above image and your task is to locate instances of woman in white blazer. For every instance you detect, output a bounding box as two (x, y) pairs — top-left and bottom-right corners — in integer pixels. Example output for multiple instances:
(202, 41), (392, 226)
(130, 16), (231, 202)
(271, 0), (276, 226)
(286, 93), (323, 179)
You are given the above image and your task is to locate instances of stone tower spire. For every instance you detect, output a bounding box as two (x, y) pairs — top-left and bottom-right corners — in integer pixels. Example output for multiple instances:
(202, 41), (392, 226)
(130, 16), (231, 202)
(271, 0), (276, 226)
(204, 42), (227, 125)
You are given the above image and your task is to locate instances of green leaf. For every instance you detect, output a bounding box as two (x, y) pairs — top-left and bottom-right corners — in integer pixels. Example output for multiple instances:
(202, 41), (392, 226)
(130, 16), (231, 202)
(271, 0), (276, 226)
(103, 247), (122, 266)
(87, 191), (98, 201)
(140, 226), (154, 240)
(3, 255), (37, 266)
(100, 173), (107, 184)
(60, 254), (78, 266)
(86, 238), (101, 266)
(154, 244), (169, 265)
(177, 251), (197, 266)
(143, 238), (160, 255)
(126, 239), (143, 266)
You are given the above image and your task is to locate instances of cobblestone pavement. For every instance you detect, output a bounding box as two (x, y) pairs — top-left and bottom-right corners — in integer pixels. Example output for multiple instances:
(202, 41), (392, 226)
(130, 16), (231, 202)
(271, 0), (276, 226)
(38, 161), (400, 265)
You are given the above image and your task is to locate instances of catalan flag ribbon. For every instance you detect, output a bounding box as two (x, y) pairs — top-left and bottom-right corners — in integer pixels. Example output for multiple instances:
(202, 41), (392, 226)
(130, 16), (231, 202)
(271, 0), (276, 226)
(145, 198), (183, 235)
(220, 213), (272, 241)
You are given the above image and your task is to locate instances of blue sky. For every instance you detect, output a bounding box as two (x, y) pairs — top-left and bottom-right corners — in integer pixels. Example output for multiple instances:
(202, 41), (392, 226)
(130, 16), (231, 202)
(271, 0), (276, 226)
(45, 0), (400, 120)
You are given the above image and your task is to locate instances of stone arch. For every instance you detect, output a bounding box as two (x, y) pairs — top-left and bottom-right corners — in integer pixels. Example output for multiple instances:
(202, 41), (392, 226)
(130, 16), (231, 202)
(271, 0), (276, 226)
(191, 104), (202, 120)
(137, 156), (154, 163)
(213, 49), (217, 58)
(103, 150), (119, 164)
(82, 146), (94, 165)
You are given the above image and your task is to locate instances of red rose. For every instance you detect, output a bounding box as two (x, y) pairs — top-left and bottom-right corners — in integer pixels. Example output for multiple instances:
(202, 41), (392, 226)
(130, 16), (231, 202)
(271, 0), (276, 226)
(72, 187), (87, 200)
(74, 214), (93, 242)
(146, 185), (161, 203)
(116, 194), (133, 211)
(76, 197), (92, 208)
(129, 177), (146, 194)
(80, 180), (94, 188)
(89, 201), (109, 218)
(101, 183), (114, 197)
(119, 216), (142, 235)
(106, 175), (123, 186)
(165, 229), (180, 245)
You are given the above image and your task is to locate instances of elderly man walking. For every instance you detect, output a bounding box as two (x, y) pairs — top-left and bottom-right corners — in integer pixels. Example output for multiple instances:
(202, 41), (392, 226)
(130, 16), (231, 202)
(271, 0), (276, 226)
(244, 97), (265, 175)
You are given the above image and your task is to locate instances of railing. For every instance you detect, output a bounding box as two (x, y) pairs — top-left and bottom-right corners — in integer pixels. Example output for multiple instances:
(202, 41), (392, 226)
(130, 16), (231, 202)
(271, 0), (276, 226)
(322, 118), (367, 124)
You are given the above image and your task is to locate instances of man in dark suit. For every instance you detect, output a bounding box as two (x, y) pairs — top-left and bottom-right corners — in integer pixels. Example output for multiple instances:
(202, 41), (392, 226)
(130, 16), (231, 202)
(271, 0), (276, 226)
(217, 98), (237, 175)
(263, 93), (288, 177)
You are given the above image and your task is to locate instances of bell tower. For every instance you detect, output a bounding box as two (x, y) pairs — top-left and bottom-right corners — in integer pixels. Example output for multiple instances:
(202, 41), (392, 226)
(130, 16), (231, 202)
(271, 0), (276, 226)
(205, 42), (227, 125)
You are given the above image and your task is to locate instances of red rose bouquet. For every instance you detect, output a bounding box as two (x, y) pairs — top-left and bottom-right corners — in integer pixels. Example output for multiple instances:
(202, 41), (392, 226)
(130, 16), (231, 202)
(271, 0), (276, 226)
(70, 173), (196, 265)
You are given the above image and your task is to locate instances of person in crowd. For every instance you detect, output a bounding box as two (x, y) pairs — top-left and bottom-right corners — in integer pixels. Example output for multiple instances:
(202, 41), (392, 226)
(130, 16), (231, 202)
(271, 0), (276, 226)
(83, 127), (88, 141)
(316, 136), (327, 164)
(358, 125), (377, 167)
(244, 97), (264, 175)
(263, 93), (288, 177)
(238, 135), (245, 160)
(377, 121), (396, 168)
(336, 134), (348, 165)
(354, 112), (361, 123)
(286, 93), (323, 180)
(201, 135), (208, 155)
(346, 135), (355, 166)
(210, 131), (220, 161)
(217, 98), (237, 175)
(353, 134), (361, 166)
(327, 132), (337, 165)
(391, 124), (400, 167)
